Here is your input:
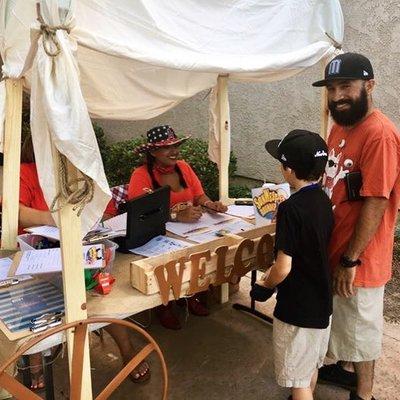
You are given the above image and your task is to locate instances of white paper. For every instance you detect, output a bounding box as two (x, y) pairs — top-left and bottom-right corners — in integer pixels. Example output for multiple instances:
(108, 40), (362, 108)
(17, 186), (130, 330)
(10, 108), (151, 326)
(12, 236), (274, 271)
(166, 213), (233, 237)
(226, 205), (255, 219)
(14, 245), (104, 275)
(129, 235), (191, 257)
(0, 258), (13, 280)
(103, 213), (127, 233)
(24, 225), (60, 241)
(0, 257), (33, 282)
(188, 218), (255, 243)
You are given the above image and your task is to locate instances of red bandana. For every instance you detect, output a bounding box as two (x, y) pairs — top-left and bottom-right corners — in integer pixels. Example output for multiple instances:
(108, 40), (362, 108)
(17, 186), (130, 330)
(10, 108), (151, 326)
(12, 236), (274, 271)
(153, 163), (175, 175)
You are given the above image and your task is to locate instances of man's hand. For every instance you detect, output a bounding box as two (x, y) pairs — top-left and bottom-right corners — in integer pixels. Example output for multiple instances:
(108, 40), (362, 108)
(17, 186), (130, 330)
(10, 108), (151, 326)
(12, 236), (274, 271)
(333, 264), (357, 297)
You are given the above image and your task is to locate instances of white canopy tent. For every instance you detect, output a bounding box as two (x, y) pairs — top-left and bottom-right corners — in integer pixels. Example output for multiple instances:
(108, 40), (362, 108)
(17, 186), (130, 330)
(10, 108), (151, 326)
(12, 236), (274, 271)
(0, 0), (343, 397)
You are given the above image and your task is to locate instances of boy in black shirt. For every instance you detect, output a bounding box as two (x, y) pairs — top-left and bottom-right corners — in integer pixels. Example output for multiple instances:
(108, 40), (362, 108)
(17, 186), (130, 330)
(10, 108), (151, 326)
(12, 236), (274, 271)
(252, 130), (333, 400)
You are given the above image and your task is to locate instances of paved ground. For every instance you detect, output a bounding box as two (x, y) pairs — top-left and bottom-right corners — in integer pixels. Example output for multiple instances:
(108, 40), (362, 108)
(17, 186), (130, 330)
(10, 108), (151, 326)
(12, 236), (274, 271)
(12, 275), (400, 399)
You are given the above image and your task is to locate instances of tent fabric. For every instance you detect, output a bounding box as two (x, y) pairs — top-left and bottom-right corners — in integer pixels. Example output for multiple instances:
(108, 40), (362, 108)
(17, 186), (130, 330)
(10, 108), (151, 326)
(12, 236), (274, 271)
(0, 0), (343, 234)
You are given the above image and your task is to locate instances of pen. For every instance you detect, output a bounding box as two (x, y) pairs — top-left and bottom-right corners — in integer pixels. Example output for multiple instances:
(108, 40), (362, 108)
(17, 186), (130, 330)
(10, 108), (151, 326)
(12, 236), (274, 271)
(0, 278), (19, 289)
(184, 227), (210, 235)
(31, 311), (64, 324)
(201, 205), (230, 215)
(30, 318), (62, 333)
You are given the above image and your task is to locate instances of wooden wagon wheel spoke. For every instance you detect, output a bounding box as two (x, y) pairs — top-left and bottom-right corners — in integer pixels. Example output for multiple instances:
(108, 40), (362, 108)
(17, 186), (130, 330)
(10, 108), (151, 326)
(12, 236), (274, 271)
(0, 371), (42, 400)
(95, 343), (155, 400)
(0, 318), (168, 400)
(69, 323), (89, 400)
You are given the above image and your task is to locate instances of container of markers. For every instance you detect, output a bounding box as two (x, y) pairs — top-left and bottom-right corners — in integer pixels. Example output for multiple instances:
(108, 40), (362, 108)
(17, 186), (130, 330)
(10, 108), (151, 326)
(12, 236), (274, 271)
(17, 233), (59, 251)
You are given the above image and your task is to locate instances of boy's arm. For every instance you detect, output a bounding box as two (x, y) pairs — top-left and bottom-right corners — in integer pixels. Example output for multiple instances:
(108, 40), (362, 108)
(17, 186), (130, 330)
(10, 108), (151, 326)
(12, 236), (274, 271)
(259, 250), (292, 289)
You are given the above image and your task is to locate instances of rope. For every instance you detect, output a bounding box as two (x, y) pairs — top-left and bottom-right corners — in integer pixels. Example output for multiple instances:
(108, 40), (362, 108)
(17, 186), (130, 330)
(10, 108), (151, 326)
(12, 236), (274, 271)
(325, 32), (342, 50)
(50, 153), (95, 217)
(36, 3), (71, 57)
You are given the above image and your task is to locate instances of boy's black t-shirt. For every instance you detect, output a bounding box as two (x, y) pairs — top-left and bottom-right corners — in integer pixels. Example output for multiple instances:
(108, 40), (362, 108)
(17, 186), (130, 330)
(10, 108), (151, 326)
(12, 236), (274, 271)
(273, 185), (333, 329)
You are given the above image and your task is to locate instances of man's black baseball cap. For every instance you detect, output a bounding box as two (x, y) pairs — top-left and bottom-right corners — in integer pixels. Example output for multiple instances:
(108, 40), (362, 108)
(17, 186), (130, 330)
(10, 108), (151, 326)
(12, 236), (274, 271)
(312, 52), (374, 87)
(265, 130), (328, 177)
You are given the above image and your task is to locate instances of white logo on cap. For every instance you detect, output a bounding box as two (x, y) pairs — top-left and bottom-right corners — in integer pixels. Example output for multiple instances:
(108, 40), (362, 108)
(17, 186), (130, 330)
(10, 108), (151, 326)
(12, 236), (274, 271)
(363, 70), (369, 76)
(314, 150), (328, 158)
(328, 59), (341, 75)
(281, 154), (287, 161)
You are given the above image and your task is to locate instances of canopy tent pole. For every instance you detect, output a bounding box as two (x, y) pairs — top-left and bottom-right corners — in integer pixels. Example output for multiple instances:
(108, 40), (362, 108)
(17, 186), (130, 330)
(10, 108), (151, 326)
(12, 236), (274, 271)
(216, 75), (230, 303)
(52, 151), (93, 399)
(1, 79), (23, 250)
(320, 57), (330, 140)
(217, 75), (230, 204)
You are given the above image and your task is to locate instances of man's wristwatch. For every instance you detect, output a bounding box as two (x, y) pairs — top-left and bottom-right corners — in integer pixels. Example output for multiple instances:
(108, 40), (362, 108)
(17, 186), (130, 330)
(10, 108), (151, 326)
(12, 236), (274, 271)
(339, 254), (361, 268)
(170, 211), (177, 221)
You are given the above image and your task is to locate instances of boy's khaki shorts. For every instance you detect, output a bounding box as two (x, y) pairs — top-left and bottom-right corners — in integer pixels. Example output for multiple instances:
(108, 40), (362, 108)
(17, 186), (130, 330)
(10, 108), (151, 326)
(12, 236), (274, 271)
(327, 286), (384, 362)
(273, 317), (331, 388)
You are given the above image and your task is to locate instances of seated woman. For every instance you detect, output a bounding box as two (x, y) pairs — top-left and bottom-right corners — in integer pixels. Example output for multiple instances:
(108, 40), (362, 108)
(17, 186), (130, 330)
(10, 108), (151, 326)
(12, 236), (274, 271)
(18, 134), (150, 387)
(128, 125), (227, 330)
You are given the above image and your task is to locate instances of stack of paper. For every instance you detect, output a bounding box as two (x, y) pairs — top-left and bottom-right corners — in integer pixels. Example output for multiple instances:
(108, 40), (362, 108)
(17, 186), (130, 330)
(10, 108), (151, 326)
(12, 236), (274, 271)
(226, 205), (255, 219)
(188, 218), (255, 243)
(11, 244), (105, 276)
(129, 235), (191, 257)
(0, 257), (32, 282)
(102, 213), (127, 235)
(24, 218), (126, 244)
(166, 213), (233, 237)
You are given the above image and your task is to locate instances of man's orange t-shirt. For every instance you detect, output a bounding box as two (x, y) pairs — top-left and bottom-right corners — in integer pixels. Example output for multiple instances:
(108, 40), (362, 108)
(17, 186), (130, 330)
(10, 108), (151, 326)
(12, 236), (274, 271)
(128, 160), (204, 205)
(325, 110), (400, 287)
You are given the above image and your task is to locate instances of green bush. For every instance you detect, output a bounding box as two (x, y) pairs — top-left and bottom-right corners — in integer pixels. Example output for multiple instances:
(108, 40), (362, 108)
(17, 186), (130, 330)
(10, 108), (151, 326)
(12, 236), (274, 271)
(95, 130), (245, 200)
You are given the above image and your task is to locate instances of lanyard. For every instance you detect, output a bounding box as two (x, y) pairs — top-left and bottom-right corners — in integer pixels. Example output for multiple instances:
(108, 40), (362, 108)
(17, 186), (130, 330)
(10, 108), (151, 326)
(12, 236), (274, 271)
(295, 183), (320, 194)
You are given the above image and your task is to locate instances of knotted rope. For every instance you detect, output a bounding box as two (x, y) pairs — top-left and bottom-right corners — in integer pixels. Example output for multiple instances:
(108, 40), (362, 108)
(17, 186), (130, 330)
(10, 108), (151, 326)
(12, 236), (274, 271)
(50, 153), (95, 217)
(36, 3), (71, 57)
(325, 32), (342, 50)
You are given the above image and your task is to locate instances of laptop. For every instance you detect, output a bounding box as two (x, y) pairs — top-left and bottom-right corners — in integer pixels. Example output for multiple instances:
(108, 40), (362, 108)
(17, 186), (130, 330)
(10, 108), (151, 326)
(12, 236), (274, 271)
(116, 185), (171, 252)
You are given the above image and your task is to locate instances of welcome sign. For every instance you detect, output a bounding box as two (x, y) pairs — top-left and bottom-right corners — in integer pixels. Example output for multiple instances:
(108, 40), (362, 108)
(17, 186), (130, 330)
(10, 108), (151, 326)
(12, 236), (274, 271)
(130, 226), (275, 305)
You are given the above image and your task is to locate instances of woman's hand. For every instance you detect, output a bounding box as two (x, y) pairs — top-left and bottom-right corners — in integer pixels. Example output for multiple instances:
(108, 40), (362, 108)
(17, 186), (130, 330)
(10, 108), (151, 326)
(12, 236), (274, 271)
(177, 205), (202, 222)
(204, 201), (228, 213)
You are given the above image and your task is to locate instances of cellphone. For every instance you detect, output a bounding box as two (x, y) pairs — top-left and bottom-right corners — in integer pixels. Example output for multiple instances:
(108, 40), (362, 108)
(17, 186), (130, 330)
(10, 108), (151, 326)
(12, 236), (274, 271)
(345, 171), (363, 201)
(234, 200), (253, 206)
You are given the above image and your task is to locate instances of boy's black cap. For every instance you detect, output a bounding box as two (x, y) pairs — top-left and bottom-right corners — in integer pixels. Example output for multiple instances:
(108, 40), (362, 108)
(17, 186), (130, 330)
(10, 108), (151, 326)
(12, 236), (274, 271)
(312, 52), (374, 87)
(265, 130), (328, 177)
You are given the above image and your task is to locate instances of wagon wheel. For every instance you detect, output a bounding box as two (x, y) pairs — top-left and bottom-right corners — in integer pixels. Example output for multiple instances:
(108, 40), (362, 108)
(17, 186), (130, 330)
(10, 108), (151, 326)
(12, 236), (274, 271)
(0, 317), (168, 400)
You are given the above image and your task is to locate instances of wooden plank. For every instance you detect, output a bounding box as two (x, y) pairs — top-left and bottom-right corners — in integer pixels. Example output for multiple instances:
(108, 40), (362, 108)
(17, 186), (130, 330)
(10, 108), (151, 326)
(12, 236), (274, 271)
(320, 57), (329, 140)
(53, 151), (93, 399)
(130, 225), (275, 295)
(1, 79), (23, 250)
(217, 75), (230, 204)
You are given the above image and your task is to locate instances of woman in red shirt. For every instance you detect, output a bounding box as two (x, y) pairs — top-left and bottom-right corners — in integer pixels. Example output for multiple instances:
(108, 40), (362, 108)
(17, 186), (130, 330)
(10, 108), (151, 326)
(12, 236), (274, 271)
(129, 125), (227, 329)
(18, 135), (150, 387)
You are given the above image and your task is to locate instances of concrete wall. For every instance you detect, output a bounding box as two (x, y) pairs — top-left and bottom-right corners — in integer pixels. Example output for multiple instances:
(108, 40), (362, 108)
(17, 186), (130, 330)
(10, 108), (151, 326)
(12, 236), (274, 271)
(96, 1), (400, 184)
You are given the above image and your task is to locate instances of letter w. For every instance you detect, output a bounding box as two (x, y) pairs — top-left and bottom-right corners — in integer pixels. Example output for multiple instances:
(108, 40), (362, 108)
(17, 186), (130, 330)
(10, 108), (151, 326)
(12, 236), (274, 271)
(154, 257), (186, 305)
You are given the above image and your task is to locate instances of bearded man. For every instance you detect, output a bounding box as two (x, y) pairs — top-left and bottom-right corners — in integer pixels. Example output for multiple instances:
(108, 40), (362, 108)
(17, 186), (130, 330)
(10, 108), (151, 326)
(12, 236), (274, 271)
(312, 53), (400, 400)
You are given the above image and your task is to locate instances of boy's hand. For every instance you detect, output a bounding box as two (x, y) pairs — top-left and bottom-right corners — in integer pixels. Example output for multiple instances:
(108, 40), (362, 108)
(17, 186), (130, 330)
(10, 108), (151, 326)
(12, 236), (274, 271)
(255, 269), (271, 288)
(333, 264), (357, 297)
(250, 283), (275, 302)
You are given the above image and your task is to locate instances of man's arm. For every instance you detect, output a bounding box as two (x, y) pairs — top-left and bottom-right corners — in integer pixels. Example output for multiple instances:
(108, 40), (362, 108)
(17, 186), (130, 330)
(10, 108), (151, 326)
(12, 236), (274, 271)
(334, 196), (388, 297)
(260, 250), (292, 289)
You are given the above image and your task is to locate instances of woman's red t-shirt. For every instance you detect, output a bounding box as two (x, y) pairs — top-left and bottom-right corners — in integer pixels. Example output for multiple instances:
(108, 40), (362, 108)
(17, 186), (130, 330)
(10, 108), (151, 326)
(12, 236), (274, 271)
(128, 160), (204, 206)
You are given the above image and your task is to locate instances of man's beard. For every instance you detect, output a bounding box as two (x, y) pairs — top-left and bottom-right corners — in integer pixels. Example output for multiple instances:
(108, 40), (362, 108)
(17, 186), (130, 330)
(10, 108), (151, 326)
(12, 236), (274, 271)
(328, 87), (369, 127)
